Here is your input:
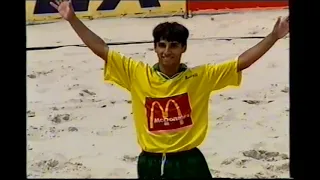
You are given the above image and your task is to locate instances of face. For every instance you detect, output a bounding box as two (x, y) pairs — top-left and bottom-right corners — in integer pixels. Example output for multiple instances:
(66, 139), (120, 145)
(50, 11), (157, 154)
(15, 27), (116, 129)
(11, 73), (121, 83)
(155, 40), (186, 66)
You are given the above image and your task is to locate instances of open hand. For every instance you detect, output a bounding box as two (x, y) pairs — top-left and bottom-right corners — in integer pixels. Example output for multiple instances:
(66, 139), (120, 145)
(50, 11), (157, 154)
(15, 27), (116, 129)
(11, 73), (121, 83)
(50, 0), (75, 21)
(272, 16), (289, 40)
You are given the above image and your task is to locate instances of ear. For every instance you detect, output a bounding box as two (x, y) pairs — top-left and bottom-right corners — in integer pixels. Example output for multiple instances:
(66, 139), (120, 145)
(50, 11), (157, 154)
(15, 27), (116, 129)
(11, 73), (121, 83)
(182, 45), (187, 53)
(154, 43), (158, 52)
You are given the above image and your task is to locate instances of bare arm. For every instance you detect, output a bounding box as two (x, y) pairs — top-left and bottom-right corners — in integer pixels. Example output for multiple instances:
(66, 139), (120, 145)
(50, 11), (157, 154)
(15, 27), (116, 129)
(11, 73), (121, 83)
(237, 33), (278, 71)
(237, 16), (289, 71)
(68, 16), (109, 61)
(50, 0), (109, 61)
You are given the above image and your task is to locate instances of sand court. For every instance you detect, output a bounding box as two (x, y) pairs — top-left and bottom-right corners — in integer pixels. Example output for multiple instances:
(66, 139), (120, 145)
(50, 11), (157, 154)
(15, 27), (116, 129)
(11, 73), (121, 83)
(27, 10), (289, 178)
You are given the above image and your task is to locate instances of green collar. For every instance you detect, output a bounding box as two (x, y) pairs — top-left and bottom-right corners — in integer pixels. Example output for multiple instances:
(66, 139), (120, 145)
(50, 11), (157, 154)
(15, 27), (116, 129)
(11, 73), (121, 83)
(153, 63), (188, 79)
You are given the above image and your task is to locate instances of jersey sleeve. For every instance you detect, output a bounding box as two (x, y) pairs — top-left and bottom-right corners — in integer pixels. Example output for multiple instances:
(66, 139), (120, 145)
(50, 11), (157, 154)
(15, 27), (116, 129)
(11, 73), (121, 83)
(104, 50), (143, 91)
(205, 58), (242, 92)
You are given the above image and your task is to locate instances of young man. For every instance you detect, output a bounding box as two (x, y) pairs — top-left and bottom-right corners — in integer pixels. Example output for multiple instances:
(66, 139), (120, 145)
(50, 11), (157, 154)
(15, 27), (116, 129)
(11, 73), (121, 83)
(50, 0), (289, 178)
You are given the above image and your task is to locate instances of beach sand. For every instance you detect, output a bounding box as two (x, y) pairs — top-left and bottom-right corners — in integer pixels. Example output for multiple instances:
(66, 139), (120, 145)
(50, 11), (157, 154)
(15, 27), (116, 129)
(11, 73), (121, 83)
(27, 9), (290, 178)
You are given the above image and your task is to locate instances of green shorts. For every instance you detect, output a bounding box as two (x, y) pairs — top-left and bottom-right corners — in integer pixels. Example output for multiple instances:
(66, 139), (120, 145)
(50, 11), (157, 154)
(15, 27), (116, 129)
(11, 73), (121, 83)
(137, 147), (212, 179)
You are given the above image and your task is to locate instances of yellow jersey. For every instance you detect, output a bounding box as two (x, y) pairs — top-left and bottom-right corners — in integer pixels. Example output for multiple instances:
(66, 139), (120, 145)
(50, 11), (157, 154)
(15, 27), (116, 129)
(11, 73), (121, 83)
(104, 50), (242, 153)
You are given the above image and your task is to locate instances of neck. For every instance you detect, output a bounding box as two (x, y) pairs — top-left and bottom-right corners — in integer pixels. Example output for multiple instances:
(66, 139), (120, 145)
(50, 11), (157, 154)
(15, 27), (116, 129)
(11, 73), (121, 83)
(159, 63), (180, 78)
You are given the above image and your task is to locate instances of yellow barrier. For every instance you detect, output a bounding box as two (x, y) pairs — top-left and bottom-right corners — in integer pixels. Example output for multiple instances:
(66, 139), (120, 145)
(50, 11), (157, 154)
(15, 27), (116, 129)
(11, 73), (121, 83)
(26, 0), (186, 24)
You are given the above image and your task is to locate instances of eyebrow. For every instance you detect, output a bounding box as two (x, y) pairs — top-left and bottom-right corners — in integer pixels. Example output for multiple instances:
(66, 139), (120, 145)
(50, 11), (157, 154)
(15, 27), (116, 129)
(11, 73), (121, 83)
(159, 40), (179, 43)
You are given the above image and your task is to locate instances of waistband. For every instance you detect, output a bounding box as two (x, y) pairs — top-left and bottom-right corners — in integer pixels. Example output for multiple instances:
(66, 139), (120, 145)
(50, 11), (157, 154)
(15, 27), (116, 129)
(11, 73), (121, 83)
(141, 147), (199, 157)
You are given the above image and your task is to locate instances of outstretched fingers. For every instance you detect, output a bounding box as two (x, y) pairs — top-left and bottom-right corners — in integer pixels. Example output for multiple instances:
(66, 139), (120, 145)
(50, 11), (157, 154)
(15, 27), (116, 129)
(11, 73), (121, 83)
(49, 1), (59, 9)
(285, 16), (289, 23)
(50, 0), (71, 10)
(274, 16), (281, 27)
(49, 0), (62, 9)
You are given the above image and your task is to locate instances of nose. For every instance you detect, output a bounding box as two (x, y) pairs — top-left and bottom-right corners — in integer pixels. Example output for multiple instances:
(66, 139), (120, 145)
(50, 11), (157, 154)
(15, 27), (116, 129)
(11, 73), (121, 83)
(164, 45), (171, 55)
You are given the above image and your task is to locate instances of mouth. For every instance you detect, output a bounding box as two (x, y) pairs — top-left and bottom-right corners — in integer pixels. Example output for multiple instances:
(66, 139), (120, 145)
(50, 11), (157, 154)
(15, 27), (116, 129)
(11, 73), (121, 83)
(162, 56), (173, 61)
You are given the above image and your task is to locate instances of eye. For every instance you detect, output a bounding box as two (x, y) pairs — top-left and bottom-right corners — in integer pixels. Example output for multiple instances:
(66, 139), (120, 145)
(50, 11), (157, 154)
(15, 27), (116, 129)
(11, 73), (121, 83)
(158, 42), (166, 48)
(170, 43), (179, 48)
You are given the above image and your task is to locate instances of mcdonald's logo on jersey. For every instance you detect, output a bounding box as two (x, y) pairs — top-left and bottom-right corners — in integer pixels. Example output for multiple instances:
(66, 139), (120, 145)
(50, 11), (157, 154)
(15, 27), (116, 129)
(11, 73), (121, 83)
(145, 93), (193, 133)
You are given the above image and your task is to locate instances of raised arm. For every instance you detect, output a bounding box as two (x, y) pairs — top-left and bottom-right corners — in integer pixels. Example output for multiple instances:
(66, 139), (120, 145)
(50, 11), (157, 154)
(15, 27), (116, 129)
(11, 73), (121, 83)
(50, 0), (146, 91)
(237, 16), (289, 71)
(50, 0), (108, 61)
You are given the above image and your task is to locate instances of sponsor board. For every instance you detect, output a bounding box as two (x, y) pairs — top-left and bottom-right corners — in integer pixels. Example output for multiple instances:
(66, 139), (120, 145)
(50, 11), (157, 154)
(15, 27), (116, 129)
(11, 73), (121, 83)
(188, 0), (288, 13)
(145, 93), (193, 134)
(26, 0), (288, 24)
(26, 0), (185, 23)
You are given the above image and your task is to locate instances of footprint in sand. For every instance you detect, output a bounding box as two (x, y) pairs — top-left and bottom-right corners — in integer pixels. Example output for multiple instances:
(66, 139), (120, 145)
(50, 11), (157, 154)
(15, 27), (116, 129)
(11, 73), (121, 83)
(242, 99), (274, 105)
(28, 152), (91, 178)
(281, 86), (289, 93)
(112, 125), (127, 130)
(217, 172), (238, 178)
(27, 126), (64, 141)
(219, 94), (235, 100)
(48, 113), (71, 124)
(129, 52), (146, 59)
(68, 127), (79, 132)
(242, 149), (289, 162)
(221, 157), (255, 169)
(101, 104), (107, 108)
(28, 152), (68, 172)
(50, 106), (60, 111)
(264, 161), (289, 173)
(27, 144), (33, 151)
(67, 84), (80, 91)
(81, 89), (96, 96)
(27, 74), (37, 79)
(220, 157), (238, 165)
(27, 110), (36, 117)
(27, 70), (54, 79)
(122, 155), (138, 163)
(209, 169), (221, 177)
(246, 171), (279, 178)
(27, 126), (49, 141)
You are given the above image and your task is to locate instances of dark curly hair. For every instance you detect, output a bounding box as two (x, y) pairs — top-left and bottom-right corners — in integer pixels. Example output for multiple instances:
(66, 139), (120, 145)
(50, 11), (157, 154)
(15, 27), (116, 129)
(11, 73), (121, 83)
(152, 22), (189, 47)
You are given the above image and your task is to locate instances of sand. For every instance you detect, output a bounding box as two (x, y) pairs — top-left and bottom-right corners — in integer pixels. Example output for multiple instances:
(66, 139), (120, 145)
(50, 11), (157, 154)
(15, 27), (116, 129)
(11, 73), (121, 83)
(27, 9), (290, 178)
